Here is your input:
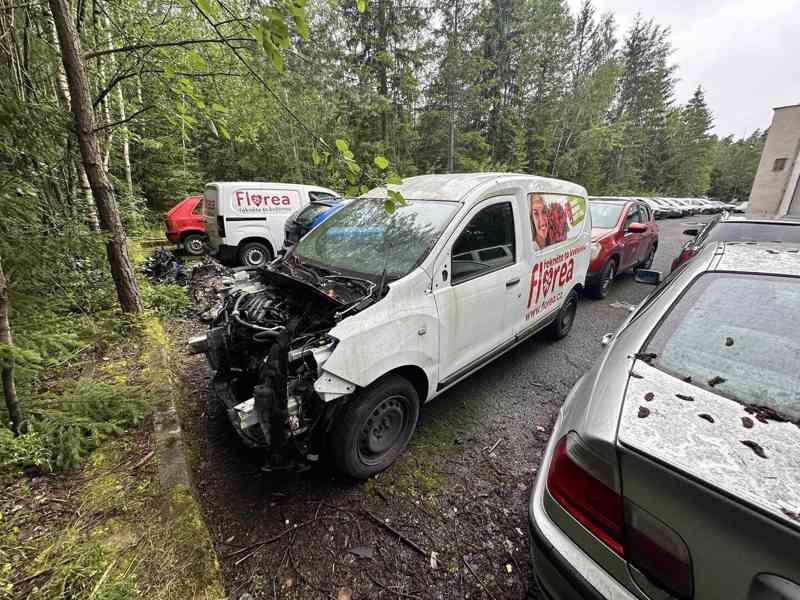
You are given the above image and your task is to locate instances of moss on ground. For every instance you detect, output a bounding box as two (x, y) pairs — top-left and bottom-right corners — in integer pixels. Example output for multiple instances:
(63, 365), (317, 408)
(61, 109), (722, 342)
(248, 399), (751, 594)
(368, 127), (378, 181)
(3, 316), (223, 600)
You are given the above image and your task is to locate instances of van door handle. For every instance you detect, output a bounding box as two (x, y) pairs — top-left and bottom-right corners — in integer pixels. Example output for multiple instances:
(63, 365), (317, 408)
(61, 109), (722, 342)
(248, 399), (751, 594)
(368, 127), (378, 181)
(506, 277), (520, 287)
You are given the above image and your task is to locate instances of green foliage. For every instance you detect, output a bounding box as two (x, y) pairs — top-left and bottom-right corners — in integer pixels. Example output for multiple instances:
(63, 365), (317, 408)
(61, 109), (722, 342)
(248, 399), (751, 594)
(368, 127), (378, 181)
(11, 381), (152, 473)
(141, 283), (190, 319)
(0, 429), (52, 475)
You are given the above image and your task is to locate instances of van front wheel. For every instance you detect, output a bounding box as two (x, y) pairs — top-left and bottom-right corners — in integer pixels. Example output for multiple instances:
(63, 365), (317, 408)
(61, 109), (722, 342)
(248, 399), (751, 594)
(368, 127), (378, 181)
(331, 375), (420, 479)
(238, 242), (272, 267)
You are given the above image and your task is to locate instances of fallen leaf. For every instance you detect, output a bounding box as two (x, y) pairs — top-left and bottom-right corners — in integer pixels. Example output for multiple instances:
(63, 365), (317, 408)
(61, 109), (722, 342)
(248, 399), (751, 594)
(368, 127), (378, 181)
(506, 563), (513, 574)
(708, 376), (726, 387)
(644, 392), (655, 402)
(740, 440), (767, 459)
(638, 406), (650, 418)
(741, 416), (754, 429)
(725, 337), (734, 347)
(336, 587), (353, 600)
(430, 551), (439, 570)
(676, 393), (694, 402)
(698, 413), (715, 423)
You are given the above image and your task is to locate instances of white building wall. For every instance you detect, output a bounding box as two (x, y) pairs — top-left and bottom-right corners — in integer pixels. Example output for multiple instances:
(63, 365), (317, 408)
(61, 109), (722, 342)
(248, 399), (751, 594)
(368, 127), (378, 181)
(749, 105), (800, 216)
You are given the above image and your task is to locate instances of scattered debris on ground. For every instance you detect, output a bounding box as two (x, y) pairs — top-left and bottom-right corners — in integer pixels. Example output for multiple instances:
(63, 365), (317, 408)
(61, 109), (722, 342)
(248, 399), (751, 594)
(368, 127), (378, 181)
(140, 248), (189, 284)
(188, 257), (233, 321)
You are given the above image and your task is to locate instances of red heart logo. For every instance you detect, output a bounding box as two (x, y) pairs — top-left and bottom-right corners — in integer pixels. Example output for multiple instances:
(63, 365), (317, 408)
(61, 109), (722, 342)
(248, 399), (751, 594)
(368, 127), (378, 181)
(250, 194), (262, 207)
(543, 269), (552, 296)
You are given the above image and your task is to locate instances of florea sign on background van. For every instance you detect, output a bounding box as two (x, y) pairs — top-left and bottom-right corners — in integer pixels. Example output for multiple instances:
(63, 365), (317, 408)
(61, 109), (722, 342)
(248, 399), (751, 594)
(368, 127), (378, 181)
(204, 182), (339, 267)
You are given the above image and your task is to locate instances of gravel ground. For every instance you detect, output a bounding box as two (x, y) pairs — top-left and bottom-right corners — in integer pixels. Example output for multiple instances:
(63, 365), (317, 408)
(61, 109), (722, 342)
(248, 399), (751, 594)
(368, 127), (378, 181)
(175, 215), (710, 600)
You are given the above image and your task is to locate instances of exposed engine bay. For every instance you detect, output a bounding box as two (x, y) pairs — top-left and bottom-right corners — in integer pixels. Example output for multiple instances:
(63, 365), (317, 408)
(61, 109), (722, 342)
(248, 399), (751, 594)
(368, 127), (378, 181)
(189, 257), (379, 471)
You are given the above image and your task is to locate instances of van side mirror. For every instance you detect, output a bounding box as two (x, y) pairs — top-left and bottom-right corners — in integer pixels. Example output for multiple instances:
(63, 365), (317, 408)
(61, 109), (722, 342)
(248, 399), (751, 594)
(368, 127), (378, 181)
(635, 269), (662, 286)
(682, 228), (699, 236)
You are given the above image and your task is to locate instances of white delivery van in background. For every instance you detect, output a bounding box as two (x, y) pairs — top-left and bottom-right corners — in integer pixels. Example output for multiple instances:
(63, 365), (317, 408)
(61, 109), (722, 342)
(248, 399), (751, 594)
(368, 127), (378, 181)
(204, 182), (339, 266)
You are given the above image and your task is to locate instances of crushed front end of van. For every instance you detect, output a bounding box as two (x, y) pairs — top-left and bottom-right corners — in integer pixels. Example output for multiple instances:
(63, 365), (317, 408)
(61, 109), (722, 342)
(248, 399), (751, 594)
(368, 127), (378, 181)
(189, 257), (378, 471)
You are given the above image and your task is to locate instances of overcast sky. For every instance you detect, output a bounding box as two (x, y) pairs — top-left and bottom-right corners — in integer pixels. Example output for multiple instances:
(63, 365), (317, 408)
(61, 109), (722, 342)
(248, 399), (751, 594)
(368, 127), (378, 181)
(566, 0), (800, 137)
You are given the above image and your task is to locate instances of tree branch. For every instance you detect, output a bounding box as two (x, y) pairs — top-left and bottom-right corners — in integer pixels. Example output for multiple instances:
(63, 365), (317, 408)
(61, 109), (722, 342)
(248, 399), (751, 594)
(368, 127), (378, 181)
(93, 104), (154, 132)
(187, 0), (330, 151)
(84, 37), (254, 59)
(93, 70), (242, 108)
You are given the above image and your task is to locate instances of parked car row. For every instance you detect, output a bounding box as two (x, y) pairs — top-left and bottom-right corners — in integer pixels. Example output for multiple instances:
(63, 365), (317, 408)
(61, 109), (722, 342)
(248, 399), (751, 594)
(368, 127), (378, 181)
(591, 196), (746, 220)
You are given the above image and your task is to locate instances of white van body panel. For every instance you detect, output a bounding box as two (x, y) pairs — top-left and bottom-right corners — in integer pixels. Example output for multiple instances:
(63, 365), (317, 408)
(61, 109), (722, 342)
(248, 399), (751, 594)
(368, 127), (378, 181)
(204, 182), (338, 260)
(316, 173), (590, 402)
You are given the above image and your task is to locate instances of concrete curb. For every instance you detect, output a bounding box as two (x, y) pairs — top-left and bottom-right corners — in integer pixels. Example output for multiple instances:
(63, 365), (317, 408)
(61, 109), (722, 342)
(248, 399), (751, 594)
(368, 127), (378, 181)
(148, 320), (225, 598)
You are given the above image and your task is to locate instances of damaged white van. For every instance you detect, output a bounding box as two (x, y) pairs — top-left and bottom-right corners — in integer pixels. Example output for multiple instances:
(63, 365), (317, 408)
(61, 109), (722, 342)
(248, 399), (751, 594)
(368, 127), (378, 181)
(190, 173), (591, 478)
(204, 181), (339, 267)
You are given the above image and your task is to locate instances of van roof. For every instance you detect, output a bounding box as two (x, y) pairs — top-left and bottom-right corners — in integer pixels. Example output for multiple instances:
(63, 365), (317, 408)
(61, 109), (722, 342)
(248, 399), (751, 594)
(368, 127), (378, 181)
(205, 182), (338, 193)
(365, 173), (586, 202)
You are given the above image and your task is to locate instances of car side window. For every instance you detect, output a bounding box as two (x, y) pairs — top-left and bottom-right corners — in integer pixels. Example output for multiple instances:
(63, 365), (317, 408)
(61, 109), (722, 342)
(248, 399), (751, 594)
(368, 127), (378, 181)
(624, 206), (641, 230)
(451, 202), (515, 284)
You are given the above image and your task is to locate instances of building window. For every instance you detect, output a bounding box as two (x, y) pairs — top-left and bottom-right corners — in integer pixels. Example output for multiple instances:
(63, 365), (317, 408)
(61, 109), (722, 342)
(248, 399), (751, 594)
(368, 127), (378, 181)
(773, 158), (788, 171)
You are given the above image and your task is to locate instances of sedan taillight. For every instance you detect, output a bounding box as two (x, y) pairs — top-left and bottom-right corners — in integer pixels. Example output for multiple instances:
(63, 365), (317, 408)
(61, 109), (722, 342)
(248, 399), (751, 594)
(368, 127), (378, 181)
(625, 500), (693, 599)
(547, 434), (625, 555)
(546, 433), (694, 598)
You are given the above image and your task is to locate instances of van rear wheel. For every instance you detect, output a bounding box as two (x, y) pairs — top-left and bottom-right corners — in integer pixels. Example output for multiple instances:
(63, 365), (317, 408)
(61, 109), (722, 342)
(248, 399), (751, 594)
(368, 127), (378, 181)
(331, 375), (419, 479)
(546, 289), (578, 339)
(238, 241), (272, 267)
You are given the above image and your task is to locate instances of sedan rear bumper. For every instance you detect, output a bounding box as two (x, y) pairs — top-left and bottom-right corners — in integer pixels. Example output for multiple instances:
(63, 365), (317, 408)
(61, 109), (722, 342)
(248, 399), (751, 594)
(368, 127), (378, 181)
(528, 430), (639, 600)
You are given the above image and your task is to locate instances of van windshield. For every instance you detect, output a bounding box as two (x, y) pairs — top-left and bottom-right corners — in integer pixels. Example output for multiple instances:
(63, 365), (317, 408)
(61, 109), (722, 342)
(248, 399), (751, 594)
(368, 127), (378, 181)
(294, 198), (459, 278)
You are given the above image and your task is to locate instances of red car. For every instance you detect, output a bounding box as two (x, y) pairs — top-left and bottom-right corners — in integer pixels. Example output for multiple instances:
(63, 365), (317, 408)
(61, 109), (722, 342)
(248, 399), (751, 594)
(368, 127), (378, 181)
(585, 198), (658, 298)
(164, 195), (206, 255)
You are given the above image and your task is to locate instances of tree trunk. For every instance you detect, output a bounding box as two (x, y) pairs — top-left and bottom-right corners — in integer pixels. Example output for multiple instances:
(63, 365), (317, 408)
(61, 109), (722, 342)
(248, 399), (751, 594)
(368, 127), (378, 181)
(47, 14), (100, 231)
(48, 0), (142, 313)
(0, 257), (23, 435)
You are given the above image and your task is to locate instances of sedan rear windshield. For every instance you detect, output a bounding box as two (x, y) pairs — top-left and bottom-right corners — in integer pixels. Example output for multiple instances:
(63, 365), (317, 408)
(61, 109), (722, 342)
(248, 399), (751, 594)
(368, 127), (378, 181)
(705, 222), (800, 244)
(589, 203), (624, 228)
(294, 198), (458, 278)
(644, 272), (800, 420)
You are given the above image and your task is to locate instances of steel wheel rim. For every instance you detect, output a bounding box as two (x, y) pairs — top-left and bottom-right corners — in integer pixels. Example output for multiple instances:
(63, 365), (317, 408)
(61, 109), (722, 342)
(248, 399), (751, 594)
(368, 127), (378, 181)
(358, 395), (408, 463)
(187, 238), (204, 254)
(246, 248), (265, 265)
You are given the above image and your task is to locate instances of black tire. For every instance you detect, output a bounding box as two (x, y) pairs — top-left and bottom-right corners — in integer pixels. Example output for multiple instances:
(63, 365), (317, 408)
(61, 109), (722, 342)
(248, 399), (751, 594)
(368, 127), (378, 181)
(330, 375), (420, 479)
(588, 258), (616, 299)
(183, 233), (206, 256)
(638, 244), (656, 270)
(546, 289), (578, 340)
(238, 241), (272, 267)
